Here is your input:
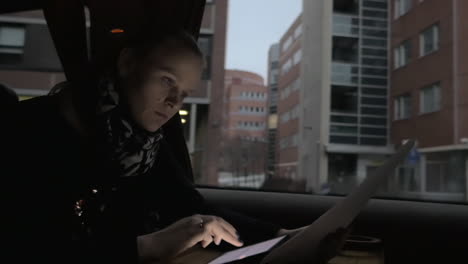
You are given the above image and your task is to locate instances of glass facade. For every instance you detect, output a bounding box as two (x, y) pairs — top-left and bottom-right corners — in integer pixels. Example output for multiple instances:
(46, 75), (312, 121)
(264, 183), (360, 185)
(330, 0), (388, 146)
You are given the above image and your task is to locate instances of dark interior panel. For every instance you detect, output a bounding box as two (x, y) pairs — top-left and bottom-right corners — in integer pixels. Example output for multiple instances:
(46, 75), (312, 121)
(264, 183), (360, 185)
(200, 188), (468, 263)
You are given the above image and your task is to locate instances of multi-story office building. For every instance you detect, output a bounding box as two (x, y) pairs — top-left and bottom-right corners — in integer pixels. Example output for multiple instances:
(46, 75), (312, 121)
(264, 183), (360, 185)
(390, 0), (468, 202)
(275, 0), (392, 193)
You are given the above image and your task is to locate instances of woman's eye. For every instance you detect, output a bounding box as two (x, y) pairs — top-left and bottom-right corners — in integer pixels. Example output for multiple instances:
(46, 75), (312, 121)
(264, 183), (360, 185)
(161, 76), (175, 87)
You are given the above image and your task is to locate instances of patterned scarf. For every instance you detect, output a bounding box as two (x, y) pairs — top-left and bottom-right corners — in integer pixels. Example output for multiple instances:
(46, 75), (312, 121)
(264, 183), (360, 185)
(96, 78), (163, 177)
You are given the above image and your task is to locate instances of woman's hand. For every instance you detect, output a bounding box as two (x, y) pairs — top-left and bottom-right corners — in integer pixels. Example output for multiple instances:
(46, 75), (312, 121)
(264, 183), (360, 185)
(137, 214), (244, 262)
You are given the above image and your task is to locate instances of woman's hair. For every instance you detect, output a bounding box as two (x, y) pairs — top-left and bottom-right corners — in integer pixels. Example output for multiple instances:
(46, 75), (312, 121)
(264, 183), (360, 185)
(124, 27), (203, 61)
(49, 28), (205, 125)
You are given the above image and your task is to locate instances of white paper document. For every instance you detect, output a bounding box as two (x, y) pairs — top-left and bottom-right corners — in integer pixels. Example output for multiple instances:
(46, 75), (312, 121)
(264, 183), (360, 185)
(261, 140), (415, 263)
(206, 140), (415, 264)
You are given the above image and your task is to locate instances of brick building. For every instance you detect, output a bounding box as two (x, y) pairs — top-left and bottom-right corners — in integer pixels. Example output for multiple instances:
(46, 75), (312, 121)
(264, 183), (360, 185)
(217, 70), (268, 185)
(390, 0), (468, 201)
(276, 15), (303, 180)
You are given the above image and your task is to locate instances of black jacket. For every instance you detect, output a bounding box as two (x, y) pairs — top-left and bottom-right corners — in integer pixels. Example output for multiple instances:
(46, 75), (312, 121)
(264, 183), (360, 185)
(1, 95), (279, 263)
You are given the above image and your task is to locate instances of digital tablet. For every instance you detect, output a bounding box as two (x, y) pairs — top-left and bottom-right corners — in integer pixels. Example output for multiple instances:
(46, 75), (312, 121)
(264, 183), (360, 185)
(208, 235), (289, 264)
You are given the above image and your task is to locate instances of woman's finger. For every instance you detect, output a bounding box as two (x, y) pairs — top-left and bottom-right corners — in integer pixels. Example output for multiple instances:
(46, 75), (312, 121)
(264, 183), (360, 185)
(208, 222), (243, 247)
(213, 234), (223, 245)
(216, 217), (239, 238)
(184, 216), (208, 247)
(201, 233), (214, 248)
(190, 215), (243, 247)
(200, 215), (239, 241)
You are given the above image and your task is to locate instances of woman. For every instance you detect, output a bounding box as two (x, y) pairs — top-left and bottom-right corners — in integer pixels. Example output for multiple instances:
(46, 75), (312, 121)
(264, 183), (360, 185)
(2, 28), (344, 264)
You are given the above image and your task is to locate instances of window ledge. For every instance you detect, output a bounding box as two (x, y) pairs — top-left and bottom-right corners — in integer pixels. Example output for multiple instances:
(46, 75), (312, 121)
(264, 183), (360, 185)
(393, 117), (412, 122)
(392, 61), (411, 72)
(0, 47), (23, 54)
(418, 109), (440, 116)
(419, 48), (439, 58)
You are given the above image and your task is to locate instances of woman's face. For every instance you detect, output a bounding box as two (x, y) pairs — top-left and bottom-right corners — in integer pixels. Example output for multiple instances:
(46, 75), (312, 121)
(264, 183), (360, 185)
(118, 45), (202, 132)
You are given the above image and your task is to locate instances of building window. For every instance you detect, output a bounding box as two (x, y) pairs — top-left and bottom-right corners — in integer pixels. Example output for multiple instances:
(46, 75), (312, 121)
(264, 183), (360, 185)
(420, 83), (441, 114)
(420, 24), (439, 56)
(397, 167), (419, 191)
(197, 35), (213, 80)
(293, 49), (302, 65)
(294, 24), (302, 39)
(291, 79), (300, 91)
(0, 25), (26, 54)
(280, 111), (291, 123)
(292, 134), (298, 147)
(331, 85), (358, 114)
(426, 161), (449, 192)
(334, 0), (359, 14)
(332, 36), (358, 63)
(281, 59), (293, 75)
(394, 40), (411, 69)
(279, 137), (287, 149)
(394, 94), (412, 120)
(292, 105), (300, 119)
(394, 0), (412, 19)
(281, 36), (293, 53)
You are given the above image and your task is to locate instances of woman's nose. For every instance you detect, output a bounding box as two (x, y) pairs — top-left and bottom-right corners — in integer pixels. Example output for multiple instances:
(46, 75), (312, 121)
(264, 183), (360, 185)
(165, 96), (178, 108)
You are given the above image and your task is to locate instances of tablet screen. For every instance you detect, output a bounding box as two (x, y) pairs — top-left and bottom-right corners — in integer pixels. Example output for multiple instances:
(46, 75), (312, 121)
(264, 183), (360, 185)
(208, 235), (287, 264)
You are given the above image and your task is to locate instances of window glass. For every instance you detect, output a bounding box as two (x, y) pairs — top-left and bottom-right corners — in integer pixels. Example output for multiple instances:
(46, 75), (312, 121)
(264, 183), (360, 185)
(420, 24), (439, 56)
(197, 36), (213, 80)
(0, 26), (25, 48)
(394, 40), (411, 69)
(293, 49), (302, 65)
(0, 11), (64, 100)
(282, 36), (293, 53)
(394, 94), (412, 120)
(394, 0), (412, 19)
(7, 3), (461, 205)
(420, 82), (441, 114)
(294, 24), (302, 39)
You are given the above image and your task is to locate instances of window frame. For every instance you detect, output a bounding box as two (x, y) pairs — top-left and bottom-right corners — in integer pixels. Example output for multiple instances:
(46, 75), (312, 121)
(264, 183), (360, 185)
(394, 0), (412, 20)
(0, 24), (26, 54)
(394, 94), (412, 120)
(197, 35), (213, 80)
(394, 39), (411, 69)
(419, 24), (439, 57)
(419, 82), (441, 114)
